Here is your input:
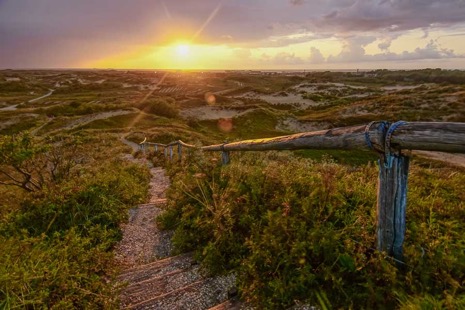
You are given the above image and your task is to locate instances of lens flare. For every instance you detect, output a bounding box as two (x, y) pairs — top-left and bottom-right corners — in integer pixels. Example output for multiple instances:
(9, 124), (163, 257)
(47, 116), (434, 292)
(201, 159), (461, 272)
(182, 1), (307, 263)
(205, 92), (216, 105)
(217, 118), (233, 132)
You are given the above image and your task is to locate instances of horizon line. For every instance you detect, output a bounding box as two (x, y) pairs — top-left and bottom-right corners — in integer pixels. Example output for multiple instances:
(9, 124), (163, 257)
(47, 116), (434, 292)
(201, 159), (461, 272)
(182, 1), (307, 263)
(1, 67), (465, 72)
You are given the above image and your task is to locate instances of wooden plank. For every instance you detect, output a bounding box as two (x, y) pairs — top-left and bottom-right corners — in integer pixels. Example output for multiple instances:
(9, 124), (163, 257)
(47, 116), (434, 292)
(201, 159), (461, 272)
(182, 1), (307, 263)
(377, 154), (410, 261)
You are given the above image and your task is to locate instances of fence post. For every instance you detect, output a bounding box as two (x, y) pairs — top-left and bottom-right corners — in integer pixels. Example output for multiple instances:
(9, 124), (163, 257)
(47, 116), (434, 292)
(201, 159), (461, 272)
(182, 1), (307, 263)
(376, 121), (410, 261)
(164, 147), (167, 158)
(169, 146), (173, 161)
(155, 145), (158, 152)
(220, 142), (230, 165)
(222, 151), (230, 165)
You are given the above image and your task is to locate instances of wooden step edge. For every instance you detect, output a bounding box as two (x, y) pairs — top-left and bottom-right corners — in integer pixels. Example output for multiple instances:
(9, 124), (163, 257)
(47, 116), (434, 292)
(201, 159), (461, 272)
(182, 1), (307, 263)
(122, 265), (201, 293)
(208, 298), (243, 310)
(127, 278), (207, 309)
(117, 253), (194, 277)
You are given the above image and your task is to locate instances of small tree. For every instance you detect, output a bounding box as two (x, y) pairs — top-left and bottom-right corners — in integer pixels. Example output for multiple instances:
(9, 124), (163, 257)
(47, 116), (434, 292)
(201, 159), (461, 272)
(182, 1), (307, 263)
(0, 133), (82, 192)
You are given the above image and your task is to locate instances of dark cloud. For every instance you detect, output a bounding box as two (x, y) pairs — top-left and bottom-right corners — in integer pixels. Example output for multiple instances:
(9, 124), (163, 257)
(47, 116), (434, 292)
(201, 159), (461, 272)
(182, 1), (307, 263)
(317, 0), (465, 33)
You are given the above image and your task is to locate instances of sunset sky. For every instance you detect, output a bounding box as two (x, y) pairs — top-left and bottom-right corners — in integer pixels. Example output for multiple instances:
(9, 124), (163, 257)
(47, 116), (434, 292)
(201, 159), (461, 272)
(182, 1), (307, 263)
(1, 0), (465, 70)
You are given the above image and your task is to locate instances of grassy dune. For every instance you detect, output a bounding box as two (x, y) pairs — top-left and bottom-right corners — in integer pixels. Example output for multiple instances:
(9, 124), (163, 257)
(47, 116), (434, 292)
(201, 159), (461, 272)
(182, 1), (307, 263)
(1, 69), (465, 308)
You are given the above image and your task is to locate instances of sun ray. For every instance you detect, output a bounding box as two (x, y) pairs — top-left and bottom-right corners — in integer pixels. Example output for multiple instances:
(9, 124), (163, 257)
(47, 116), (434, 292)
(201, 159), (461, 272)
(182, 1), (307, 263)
(160, 0), (172, 19)
(192, 1), (223, 41)
(126, 71), (169, 130)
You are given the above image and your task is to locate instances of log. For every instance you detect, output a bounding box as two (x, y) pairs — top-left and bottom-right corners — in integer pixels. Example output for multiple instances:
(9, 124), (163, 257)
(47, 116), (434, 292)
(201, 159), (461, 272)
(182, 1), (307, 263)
(385, 122), (465, 153)
(201, 122), (465, 154)
(202, 122), (387, 153)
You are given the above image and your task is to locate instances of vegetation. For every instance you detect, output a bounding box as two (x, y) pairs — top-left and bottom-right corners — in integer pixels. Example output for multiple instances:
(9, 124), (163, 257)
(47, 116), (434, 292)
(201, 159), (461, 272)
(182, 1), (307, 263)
(158, 151), (465, 309)
(134, 97), (179, 119)
(1, 69), (465, 308)
(0, 133), (150, 308)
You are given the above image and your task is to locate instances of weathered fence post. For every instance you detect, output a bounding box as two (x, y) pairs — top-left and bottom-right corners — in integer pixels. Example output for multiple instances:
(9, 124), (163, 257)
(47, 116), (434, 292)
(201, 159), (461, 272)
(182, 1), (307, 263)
(221, 151), (230, 165)
(376, 121), (410, 261)
(169, 146), (173, 161)
(178, 143), (182, 160)
(220, 142), (230, 165)
(155, 145), (158, 152)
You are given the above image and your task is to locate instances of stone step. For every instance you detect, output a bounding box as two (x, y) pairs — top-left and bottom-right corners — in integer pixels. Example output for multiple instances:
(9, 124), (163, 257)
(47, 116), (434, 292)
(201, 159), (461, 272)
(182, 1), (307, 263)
(121, 265), (203, 307)
(128, 274), (236, 310)
(118, 253), (195, 284)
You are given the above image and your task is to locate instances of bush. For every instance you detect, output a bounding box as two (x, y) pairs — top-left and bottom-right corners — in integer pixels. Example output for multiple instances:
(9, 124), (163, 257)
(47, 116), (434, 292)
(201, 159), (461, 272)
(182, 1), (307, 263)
(158, 151), (465, 309)
(137, 98), (179, 118)
(0, 138), (151, 308)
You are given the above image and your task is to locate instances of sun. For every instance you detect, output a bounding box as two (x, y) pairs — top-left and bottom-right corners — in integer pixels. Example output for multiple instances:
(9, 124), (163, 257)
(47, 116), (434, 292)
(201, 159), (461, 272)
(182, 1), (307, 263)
(176, 44), (190, 57)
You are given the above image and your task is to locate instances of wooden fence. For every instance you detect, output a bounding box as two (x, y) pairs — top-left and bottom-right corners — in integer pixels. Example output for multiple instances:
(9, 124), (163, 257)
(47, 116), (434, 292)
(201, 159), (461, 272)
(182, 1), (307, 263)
(140, 121), (465, 261)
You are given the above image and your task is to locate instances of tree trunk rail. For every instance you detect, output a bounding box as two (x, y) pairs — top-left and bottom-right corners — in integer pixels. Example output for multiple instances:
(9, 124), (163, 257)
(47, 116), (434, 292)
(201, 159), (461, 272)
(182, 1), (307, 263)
(139, 121), (465, 261)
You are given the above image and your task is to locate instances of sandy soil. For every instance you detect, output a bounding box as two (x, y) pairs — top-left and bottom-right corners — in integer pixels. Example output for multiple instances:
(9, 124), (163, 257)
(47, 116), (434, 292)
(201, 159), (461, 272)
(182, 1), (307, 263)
(180, 106), (254, 120)
(28, 89), (54, 103)
(239, 91), (317, 109)
(61, 109), (134, 130)
(414, 151), (465, 168)
(276, 117), (331, 132)
(0, 104), (19, 111)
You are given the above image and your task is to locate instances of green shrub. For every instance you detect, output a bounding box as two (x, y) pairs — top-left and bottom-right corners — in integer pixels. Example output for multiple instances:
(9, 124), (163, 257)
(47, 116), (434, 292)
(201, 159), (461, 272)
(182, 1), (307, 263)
(136, 98), (179, 118)
(0, 134), (151, 308)
(0, 230), (117, 309)
(158, 151), (465, 309)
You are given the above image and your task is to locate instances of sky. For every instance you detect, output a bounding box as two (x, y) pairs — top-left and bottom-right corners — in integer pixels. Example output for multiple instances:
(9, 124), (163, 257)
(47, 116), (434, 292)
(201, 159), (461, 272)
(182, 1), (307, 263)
(1, 0), (465, 70)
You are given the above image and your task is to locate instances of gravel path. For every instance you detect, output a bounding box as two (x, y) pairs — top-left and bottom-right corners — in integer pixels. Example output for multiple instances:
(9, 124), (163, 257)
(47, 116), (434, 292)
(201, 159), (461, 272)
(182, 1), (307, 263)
(115, 141), (240, 309)
(114, 160), (171, 268)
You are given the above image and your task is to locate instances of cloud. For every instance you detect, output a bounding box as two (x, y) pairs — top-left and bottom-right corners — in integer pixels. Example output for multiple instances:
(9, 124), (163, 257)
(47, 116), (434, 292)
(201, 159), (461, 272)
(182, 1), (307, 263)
(290, 0), (305, 5)
(309, 47), (325, 63)
(1, 0), (465, 68)
(271, 52), (304, 65)
(317, 0), (465, 33)
(326, 39), (464, 64)
(233, 48), (252, 59)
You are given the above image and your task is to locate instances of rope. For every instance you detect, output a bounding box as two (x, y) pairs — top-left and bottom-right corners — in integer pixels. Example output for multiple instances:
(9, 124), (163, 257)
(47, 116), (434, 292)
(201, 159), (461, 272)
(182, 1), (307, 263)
(384, 121), (408, 169)
(364, 121), (388, 151)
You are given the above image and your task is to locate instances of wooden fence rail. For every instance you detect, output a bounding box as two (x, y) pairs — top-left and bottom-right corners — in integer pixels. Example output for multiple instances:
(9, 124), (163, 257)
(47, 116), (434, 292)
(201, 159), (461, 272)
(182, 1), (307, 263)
(139, 121), (465, 262)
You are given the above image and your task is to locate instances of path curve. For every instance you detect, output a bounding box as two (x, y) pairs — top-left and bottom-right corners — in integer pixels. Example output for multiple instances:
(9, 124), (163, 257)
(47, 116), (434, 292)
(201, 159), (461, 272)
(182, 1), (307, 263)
(28, 89), (54, 103)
